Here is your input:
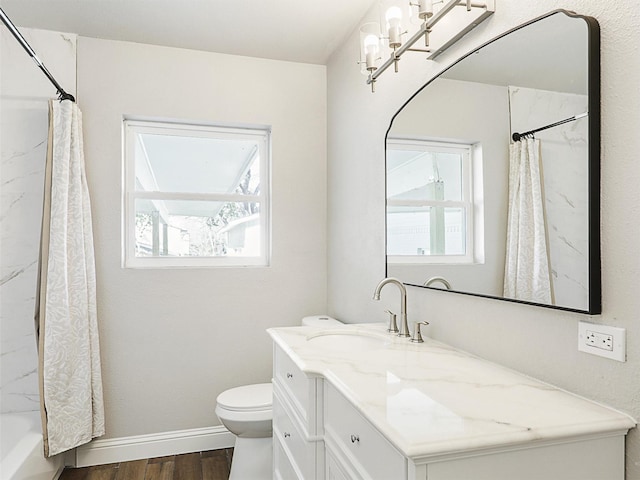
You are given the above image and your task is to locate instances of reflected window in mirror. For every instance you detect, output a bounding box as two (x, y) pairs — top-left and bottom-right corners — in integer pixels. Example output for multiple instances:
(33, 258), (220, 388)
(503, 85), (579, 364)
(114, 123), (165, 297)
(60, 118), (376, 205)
(386, 139), (480, 265)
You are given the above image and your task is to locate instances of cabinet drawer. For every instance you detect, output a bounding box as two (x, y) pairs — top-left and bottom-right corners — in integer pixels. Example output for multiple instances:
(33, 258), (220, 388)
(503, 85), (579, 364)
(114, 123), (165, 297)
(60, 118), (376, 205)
(274, 434), (301, 480)
(273, 344), (318, 433)
(273, 390), (318, 479)
(324, 383), (406, 480)
(326, 443), (360, 480)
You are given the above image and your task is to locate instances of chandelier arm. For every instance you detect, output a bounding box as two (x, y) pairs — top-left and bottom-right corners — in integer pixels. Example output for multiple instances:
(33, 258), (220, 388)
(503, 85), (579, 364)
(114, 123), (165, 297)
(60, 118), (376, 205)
(370, 0), (475, 83)
(365, 0), (493, 89)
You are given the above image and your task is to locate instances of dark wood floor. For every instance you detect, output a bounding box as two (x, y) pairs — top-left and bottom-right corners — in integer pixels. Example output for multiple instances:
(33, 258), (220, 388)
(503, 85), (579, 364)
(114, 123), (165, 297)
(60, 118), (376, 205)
(58, 449), (233, 480)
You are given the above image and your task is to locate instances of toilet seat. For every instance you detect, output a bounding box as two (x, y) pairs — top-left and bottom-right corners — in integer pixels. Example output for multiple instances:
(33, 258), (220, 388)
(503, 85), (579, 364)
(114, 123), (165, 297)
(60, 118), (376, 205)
(216, 382), (272, 412)
(215, 404), (272, 426)
(215, 383), (273, 440)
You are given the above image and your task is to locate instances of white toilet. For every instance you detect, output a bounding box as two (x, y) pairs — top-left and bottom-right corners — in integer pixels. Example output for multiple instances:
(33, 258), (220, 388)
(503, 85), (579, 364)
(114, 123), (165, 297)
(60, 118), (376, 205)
(215, 315), (342, 480)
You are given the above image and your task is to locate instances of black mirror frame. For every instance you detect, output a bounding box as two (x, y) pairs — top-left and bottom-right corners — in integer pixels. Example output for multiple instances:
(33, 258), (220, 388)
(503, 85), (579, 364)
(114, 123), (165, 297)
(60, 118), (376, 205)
(384, 10), (601, 315)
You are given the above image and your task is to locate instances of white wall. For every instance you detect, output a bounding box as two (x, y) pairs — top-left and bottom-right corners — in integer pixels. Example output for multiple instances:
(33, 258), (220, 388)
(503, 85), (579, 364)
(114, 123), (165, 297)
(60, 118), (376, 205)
(327, 1), (640, 477)
(77, 38), (327, 438)
(0, 28), (77, 414)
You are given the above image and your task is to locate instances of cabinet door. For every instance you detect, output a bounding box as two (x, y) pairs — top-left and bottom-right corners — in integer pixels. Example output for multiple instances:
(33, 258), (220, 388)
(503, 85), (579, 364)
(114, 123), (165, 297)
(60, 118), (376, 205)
(326, 444), (358, 480)
(274, 435), (302, 480)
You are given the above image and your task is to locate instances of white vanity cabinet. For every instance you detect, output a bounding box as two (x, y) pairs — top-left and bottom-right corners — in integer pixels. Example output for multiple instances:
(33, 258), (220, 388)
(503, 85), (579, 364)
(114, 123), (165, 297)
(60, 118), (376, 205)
(269, 324), (635, 480)
(323, 383), (407, 480)
(323, 378), (626, 480)
(272, 344), (325, 479)
(409, 436), (627, 480)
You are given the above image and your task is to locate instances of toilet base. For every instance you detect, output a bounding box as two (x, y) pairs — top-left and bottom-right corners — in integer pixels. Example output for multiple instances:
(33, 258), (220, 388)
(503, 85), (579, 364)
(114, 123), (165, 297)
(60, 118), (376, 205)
(229, 436), (272, 480)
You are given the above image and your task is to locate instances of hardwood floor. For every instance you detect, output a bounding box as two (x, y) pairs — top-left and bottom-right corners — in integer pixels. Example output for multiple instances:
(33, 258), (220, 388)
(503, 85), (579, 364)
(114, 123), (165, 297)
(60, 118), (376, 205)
(58, 449), (233, 480)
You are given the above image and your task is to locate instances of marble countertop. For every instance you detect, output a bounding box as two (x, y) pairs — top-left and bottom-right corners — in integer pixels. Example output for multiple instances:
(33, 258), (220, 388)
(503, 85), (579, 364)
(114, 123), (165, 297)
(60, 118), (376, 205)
(268, 323), (636, 460)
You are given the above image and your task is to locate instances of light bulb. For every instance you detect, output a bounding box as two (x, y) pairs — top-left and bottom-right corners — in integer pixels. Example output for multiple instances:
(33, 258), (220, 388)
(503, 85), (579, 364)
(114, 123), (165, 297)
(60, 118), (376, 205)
(363, 34), (380, 71)
(418, 0), (433, 19)
(363, 34), (380, 54)
(385, 6), (403, 48)
(385, 6), (403, 27)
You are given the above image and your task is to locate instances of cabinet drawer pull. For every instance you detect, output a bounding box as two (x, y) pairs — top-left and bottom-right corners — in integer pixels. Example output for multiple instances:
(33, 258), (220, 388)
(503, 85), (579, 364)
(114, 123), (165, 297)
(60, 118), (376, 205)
(286, 372), (293, 378)
(283, 432), (291, 438)
(350, 434), (360, 444)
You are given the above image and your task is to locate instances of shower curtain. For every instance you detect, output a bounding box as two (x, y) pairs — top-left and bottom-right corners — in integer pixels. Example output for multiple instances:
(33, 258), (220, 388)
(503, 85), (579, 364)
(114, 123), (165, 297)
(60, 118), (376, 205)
(35, 99), (105, 456)
(503, 138), (552, 304)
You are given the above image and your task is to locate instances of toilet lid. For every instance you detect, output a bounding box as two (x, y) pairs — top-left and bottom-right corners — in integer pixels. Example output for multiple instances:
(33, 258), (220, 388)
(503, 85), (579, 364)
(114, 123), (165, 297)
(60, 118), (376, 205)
(217, 383), (273, 412)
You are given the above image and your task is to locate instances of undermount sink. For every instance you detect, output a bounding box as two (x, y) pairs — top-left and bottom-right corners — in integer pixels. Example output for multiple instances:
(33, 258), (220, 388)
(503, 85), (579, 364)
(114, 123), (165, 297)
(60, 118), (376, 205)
(306, 331), (390, 352)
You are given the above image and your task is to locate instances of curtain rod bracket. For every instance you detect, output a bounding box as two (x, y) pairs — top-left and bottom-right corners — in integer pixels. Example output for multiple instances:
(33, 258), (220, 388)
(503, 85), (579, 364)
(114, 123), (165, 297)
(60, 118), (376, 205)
(58, 91), (76, 103)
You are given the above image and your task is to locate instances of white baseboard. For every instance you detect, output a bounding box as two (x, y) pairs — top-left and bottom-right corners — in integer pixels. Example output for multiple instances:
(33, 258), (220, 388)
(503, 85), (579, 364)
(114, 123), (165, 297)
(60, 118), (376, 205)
(74, 425), (235, 467)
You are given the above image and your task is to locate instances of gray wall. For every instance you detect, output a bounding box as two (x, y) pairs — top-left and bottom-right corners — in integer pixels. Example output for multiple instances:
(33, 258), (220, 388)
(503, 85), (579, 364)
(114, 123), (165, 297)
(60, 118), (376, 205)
(77, 37), (328, 438)
(327, 1), (640, 477)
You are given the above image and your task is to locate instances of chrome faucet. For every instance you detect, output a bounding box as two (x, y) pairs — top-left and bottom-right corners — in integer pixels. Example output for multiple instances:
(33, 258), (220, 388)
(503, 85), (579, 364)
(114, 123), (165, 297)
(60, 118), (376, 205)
(373, 277), (410, 337)
(423, 276), (452, 289)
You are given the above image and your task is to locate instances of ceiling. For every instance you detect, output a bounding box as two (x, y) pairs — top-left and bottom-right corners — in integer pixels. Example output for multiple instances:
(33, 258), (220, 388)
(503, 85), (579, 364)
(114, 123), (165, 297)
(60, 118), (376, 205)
(0, 0), (377, 64)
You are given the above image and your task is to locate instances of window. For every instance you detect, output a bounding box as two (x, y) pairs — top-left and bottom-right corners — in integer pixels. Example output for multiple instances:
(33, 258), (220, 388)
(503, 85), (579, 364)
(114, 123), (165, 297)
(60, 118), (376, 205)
(123, 119), (270, 267)
(386, 138), (473, 264)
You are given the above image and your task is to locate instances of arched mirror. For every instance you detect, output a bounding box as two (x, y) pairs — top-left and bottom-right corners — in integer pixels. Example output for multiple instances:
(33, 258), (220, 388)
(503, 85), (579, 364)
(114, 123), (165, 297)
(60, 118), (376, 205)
(385, 10), (601, 314)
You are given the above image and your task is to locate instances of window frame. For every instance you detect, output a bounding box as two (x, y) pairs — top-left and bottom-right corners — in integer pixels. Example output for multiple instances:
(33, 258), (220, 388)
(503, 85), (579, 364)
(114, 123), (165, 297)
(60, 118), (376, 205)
(122, 119), (271, 268)
(386, 137), (474, 265)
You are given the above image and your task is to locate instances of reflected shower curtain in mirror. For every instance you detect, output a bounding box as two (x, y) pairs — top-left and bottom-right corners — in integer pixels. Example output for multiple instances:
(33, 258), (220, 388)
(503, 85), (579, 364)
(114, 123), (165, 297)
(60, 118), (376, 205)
(35, 99), (105, 456)
(503, 138), (552, 304)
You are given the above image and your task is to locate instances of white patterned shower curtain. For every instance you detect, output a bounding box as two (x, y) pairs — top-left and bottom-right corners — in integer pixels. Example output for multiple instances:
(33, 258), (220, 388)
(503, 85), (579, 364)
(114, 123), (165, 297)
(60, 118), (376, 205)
(503, 138), (553, 304)
(35, 99), (105, 456)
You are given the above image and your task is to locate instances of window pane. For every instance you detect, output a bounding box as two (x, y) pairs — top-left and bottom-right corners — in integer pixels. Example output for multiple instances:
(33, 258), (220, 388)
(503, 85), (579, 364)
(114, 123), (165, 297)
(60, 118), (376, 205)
(135, 199), (261, 258)
(387, 148), (463, 201)
(387, 206), (466, 256)
(134, 133), (261, 195)
(443, 207), (466, 255)
(387, 205), (430, 255)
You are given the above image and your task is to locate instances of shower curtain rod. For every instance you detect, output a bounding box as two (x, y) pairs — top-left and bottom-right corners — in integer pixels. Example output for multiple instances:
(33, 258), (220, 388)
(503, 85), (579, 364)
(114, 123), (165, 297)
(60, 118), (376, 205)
(0, 7), (75, 102)
(512, 112), (588, 142)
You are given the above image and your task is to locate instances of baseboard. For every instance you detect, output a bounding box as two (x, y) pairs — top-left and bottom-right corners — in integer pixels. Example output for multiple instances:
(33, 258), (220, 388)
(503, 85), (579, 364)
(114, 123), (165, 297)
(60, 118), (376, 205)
(52, 465), (66, 480)
(74, 425), (235, 467)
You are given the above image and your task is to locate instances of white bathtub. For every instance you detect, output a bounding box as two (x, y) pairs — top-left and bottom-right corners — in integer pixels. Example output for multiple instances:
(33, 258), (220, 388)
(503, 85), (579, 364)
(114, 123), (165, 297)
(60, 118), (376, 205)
(0, 412), (65, 480)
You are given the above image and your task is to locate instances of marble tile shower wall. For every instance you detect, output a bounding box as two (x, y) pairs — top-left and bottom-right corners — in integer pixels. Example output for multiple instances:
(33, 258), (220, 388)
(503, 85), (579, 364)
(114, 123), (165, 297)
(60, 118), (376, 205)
(509, 86), (589, 311)
(0, 28), (76, 414)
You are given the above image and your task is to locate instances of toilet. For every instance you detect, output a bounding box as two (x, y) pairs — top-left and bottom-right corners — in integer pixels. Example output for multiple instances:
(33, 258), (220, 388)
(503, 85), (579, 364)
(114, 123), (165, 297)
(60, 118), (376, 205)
(215, 315), (342, 480)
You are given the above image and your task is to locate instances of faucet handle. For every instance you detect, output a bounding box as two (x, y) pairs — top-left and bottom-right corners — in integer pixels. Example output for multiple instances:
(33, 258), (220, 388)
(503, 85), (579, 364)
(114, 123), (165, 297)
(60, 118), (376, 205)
(410, 321), (430, 343)
(384, 310), (399, 333)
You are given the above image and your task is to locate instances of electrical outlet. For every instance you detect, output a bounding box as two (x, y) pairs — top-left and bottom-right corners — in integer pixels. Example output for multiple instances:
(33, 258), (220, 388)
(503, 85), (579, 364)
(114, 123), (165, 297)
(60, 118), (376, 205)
(578, 321), (626, 362)
(585, 330), (613, 351)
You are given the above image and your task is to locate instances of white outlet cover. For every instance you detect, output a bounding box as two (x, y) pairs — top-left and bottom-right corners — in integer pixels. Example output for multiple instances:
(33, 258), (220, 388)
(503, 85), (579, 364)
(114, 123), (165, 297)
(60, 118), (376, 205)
(578, 321), (626, 362)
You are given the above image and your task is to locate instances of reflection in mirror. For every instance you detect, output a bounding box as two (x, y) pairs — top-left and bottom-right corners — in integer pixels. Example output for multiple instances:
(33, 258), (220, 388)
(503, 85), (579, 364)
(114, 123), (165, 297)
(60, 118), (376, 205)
(385, 10), (600, 313)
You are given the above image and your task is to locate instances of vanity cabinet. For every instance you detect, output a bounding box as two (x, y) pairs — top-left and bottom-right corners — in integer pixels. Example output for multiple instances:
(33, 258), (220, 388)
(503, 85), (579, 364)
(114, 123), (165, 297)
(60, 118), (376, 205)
(324, 383), (407, 479)
(272, 344), (324, 479)
(410, 436), (626, 480)
(270, 325), (635, 480)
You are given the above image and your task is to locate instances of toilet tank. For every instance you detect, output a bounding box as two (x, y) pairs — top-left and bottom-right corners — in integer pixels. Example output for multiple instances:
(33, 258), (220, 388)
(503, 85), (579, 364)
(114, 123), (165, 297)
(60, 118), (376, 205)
(301, 315), (342, 327)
